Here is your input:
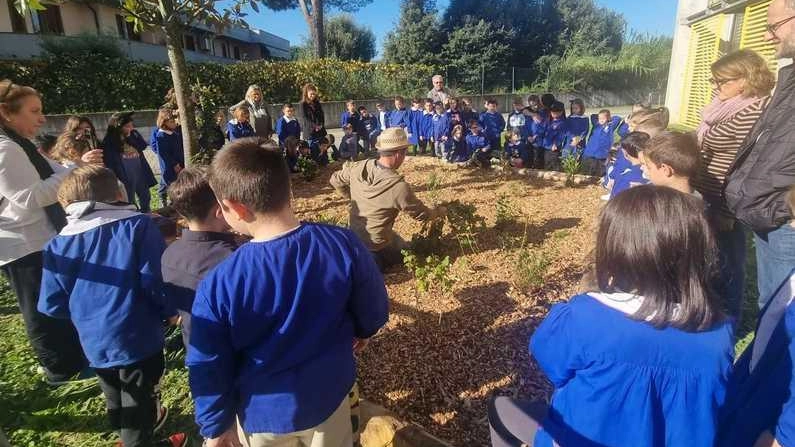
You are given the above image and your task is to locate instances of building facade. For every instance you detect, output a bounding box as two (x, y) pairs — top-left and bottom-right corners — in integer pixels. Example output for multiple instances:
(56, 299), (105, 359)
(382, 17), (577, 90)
(0, 0), (290, 63)
(665, 0), (779, 128)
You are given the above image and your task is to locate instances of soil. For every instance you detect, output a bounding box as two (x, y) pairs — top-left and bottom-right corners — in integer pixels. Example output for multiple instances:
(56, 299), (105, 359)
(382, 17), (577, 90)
(292, 156), (603, 447)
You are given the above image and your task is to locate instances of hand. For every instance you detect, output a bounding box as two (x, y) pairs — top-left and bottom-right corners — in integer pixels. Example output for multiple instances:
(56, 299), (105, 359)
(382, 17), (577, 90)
(167, 315), (181, 326)
(552, 145), (559, 152)
(205, 426), (243, 447)
(753, 431), (781, 447)
(81, 149), (104, 165)
(174, 164), (183, 174)
(353, 338), (369, 355)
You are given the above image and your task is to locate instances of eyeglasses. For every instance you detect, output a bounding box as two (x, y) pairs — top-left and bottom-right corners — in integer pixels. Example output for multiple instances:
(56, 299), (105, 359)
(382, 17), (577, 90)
(709, 77), (737, 88)
(767, 15), (795, 38)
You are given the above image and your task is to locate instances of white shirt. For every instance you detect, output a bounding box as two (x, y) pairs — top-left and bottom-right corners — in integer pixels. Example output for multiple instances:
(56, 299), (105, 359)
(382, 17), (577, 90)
(0, 132), (72, 266)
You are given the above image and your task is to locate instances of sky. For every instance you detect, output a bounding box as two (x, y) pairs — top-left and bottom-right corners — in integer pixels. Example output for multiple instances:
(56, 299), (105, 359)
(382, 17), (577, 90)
(247, 0), (679, 58)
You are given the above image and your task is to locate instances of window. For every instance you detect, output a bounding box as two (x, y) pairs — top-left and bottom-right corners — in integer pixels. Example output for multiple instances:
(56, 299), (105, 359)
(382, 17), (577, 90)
(233, 45), (240, 60)
(115, 15), (141, 41)
(184, 34), (196, 51)
(34, 5), (64, 35)
(8, 1), (27, 33)
(221, 42), (229, 58)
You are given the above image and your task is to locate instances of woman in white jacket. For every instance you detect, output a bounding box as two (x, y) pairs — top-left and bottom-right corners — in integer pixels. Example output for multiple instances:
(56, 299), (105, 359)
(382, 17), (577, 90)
(0, 79), (101, 385)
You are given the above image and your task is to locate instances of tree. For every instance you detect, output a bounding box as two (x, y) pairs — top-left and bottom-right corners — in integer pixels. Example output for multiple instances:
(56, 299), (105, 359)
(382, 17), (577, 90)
(17, 0), (261, 161)
(554, 0), (626, 55)
(383, 0), (443, 66)
(324, 15), (375, 61)
(262, 0), (373, 58)
(441, 19), (514, 93)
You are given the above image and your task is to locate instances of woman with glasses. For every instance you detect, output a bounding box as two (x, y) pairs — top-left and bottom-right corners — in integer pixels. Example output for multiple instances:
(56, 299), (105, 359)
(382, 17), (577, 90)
(694, 49), (774, 321)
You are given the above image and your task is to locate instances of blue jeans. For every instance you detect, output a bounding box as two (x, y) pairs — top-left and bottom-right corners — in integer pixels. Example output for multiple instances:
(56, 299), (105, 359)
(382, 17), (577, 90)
(755, 223), (795, 308)
(716, 223), (746, 320)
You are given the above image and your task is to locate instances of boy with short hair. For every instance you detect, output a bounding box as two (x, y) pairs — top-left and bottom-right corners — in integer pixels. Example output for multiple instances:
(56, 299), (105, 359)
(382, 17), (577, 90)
(339, 123), (359, 161)
(275, 103), (301, 148)
(641, 131), (700, 195)
(357, 106), (379, 153)
(418, 98), (434, 156)
(467, 120), (491, 169)
(564, 99), (589, 159)
(316, 136), (333, 166)
(540, 101), (567, 171)
(460, 98), (478, 132)
(388, 96), (411, 131)
(479, 98), (506, 155)
(408, 98), (423, 150)
(38, 165), (186, 447)
(340, 100), (360, 129)
(525, 109), (548, 169)
(188, 139), (389, 447)
(582, 109), (623, 177)
(376, 102), (389, 131)
(508, 97), (527, 139)
(161, 167), (236, 350)
(431, 102), (451, 159)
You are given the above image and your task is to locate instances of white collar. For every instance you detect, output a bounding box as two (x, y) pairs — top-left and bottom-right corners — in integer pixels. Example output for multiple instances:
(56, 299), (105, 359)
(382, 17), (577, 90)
(61, 201), (140, 236)
(282, 116), (296, 122)
(587, 292), (681, 321)
(160, 129), (174, 135)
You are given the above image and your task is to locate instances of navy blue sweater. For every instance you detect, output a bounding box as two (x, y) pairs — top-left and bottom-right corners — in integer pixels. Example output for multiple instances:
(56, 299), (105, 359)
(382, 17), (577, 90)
(478, 111), (506, 141)
(39, 203), (176, 368)
(583, 115), (622, 160)
(275, 116), (301, 146)
(388, 108), (411, 129)
(431, 113), (451, 141)
(187, 223), (389, 438)
(226, 120), (255, 141)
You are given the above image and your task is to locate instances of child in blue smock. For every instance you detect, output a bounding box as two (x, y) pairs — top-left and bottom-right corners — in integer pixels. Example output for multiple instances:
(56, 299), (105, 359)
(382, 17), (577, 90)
(467, 121), (491, 169)
(503, 130), (530, 169)
(479, 98), (506, 157)
(582, 110), (623, 177)
(563, 99), (589, 159)
(489, 184), (733, 447)
(227, 106), (255, 142)
(540, 101), (567, 171)
(609, 132), (650, 199)
(446, 124), (470, 164)
(525, 109), (547, 170)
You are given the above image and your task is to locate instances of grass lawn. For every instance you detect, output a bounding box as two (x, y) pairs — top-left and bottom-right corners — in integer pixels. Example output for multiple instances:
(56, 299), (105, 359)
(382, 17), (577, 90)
(0, 160), (764, 446)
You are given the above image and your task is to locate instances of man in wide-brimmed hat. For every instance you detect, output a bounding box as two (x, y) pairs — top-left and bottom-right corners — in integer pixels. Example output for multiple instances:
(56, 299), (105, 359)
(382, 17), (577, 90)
(331, 128), (446, 271)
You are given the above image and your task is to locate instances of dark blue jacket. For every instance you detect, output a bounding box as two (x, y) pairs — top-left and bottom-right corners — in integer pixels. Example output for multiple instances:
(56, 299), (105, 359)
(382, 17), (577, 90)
(387, 108), (410, 129)
(583, 115), (622, 160)
(187, 223), (389, 438)
(154, 129), (185, 185)
(39, 203), (175, 368)
(479, 111), (506, 141)
(466, 133), (490, 154)
(226, 120), (255, 141)
(461, 108), (479, 130)
(525, 118), (548, 147)
(504, 140), (530, 161)
(565, 115), (590, 148)
(418, 111), (434, 140)
(340, 111), (360, 129)
(356, 115), (379, 137)
(431, 113), (451, 141)
(408, 109), (423, 144)
(339, 134), (359, 160)
(542, 118), (568, 151)
(609, 163), (648, 199)
(102, 129), (157, 191)
(275, 116), (301, 146)
(446, 137), (470, 163)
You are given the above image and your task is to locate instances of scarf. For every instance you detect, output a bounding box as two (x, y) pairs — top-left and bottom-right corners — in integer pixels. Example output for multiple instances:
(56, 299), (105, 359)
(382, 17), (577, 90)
(697, 95), (761, 145)
(1, 127), (67, 232)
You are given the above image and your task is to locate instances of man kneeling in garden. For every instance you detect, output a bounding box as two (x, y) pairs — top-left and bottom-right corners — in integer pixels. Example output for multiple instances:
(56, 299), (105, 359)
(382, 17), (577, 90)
(331, 127), (446, 271)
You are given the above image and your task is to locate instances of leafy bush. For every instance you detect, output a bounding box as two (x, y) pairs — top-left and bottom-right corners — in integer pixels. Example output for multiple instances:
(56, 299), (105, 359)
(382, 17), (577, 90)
(515, 248), (551, 290)
(39, 33), (126, 60)
(445, 200), (486, 254)
(296, 156), (319, 181)
(495, 194), (517, 226)
(0, 58), (436, 114)
(561, 156), (582, 187)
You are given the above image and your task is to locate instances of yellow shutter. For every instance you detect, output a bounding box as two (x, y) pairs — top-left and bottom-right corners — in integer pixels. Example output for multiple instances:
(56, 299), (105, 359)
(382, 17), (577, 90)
(680, 15), (725, 129)
(740, 0), (778, 73)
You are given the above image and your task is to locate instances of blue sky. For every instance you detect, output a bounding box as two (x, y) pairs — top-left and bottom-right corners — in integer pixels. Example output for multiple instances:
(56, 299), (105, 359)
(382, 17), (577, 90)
(247, 0), (678, 57)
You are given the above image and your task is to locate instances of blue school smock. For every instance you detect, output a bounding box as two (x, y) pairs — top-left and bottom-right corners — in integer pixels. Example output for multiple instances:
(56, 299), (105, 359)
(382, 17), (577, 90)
(187, 223), (389, 438)
(275, 116), (301, 146)
(583, 115), (622, 160)
(565, 114), (590, 147)
(38, 202), (175, 368)
(408, 109), (423, 145)
(340, 110), (360, 129)
(478, 111), (506, 142)
(431, 113), (450, 141)
(226, 120), (255, 141)
(504, 141), (530, 165)
(154, 129), (185, 186)
(525, 119), (547, 146)
(466, 133), (490, 154)
(718, 271), (795, 447)
(388, 108), (411, 130)
(609, 163), (647, 199)
(541, 117), (567, 151)
(531, 294), (733, 447)
(418, 111), (434, 141)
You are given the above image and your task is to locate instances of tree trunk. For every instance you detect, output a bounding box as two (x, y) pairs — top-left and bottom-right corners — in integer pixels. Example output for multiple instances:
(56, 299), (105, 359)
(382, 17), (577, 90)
(312, 0), (325, 58)
(163, 21), (199, 164)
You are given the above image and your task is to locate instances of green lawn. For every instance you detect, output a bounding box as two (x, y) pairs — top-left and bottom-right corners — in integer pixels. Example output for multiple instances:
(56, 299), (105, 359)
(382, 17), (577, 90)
(0, 228), (763, 446)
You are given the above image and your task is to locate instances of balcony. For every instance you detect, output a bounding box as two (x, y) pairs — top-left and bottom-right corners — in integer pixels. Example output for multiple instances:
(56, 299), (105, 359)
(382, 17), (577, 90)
(0, 32), (241, 64)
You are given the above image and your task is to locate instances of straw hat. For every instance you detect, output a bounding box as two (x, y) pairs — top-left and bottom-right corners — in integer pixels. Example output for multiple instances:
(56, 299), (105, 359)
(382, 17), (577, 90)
(375, 127), (410, 152)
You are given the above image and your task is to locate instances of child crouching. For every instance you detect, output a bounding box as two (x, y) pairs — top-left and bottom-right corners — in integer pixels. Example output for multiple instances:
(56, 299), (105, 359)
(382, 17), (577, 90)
(38, 166), (186, 447)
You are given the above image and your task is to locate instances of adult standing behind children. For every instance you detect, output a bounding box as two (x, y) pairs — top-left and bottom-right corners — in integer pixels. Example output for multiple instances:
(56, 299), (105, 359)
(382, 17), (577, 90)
(725, 0), (795, 308)
(330, 128), (447, 271)
(298, 83), (327, 146)
(427, 74), (451, 105)
(102, 112), (158, 212)
(695, 49), (774, 319)
(0, 79), (98, 385)
(187, 139), (389, 447)
(229, 85), (272, 139)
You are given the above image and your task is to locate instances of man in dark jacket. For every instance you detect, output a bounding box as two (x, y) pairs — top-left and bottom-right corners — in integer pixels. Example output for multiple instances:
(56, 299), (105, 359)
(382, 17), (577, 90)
(725, 0), (795, 308)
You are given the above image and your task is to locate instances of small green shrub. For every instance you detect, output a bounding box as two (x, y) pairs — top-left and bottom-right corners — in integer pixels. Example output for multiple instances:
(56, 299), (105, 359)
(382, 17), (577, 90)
(495, 194), (517, 226)
(296, 156), (319, 181)
(561, 155), (582, 187)
(515, 248), (552, 290)
(446, 200), (486, 254)
(311, 213), (347, 227)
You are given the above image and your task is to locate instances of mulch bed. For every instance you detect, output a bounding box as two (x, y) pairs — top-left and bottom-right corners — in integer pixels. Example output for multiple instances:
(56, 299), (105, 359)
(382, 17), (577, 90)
(292, 156), (603, 446)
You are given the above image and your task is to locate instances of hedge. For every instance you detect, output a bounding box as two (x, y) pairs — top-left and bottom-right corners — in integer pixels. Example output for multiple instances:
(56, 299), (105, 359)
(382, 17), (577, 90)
(0, 57), (437, 115)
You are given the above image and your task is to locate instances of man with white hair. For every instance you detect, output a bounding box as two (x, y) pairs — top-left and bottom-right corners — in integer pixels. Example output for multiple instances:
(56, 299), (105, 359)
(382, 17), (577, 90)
(427, 74), (451, 105)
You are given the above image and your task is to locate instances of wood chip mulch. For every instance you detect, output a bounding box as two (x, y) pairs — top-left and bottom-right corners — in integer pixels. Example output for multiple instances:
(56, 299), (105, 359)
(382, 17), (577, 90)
(292, 157), (603, 446)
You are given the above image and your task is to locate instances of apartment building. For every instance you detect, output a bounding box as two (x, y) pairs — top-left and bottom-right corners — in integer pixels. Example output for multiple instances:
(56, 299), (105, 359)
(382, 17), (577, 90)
(0, 0), (290, 63)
